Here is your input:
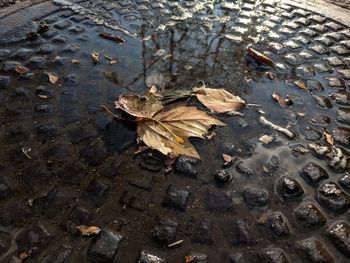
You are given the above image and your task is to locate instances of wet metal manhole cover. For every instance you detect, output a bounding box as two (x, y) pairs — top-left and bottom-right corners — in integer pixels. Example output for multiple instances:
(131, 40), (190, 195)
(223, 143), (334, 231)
(0, 0), (349, 262)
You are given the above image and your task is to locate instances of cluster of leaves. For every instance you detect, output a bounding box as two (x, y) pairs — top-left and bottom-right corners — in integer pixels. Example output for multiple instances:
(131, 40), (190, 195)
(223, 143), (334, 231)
(104, 86), (247, 159)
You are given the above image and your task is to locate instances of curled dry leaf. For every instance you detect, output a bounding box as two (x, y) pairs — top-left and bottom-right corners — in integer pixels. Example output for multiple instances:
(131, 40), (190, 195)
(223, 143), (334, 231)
(247, 47), (273, 66)
(115, 92), (163, 118)
(322, 128), (334, 145)
(193, 87), (246, 113)
(47, 73), (59, 84)
(294, 80), (307, 91)
(91, 51), (100, 63)
(259, 134), (274, 144)
(15, 65), (29, 74)
(77, 225), (101, 236)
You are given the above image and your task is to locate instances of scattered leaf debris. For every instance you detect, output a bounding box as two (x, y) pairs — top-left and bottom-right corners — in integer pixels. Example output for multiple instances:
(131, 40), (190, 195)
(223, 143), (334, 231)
(185, 256), (195, 263)
(266, 72), (276, 80)
(168, 239), (184, 248)
(294, 80), (307, 91)
(272, 92), (292, 108)
(104, 55), (118, 65)
(259, 134), (274, 144)
(76, 225), (101, 236)
(21, 147), (32, 159)
(71, 59), (80, 64)
(223, 153), (234, 166)
(15, 65), (29, 74)
(247, 47), (273, 66)
(47, 73), (59, 84)
(99, 32), (125, 44)
(91, 51), (100, 63)
(322, 128), (334, 145)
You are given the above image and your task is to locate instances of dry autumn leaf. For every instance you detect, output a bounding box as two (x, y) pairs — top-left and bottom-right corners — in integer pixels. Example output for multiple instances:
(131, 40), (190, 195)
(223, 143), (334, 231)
(192, 87), (246, 113)
(247, 47), (273, 66)
(91, 51), (100, 63)
(76, 225), (101, 236)
(15, 65), (29, 74)
(137, 106), (225, 158)
(47, 73), (59, 84)
(322, 128), (334, 145)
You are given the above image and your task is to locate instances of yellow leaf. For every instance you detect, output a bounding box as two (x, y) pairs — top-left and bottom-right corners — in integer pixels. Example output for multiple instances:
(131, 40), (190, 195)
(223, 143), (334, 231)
(76, 225), (101, 236)
(15, 65), (29, 74)
(91, 51), (100, 63)
(137, 106), (225, 159)
(322, 128), (334, 145)
(47, 73), (59, 84)
(193, 87), (246, 113)
(115, 92), (163, 118)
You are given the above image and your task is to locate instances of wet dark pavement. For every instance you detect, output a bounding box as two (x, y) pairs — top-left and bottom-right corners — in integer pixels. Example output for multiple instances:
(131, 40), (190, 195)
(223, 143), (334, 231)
(0, 0), (350, 262)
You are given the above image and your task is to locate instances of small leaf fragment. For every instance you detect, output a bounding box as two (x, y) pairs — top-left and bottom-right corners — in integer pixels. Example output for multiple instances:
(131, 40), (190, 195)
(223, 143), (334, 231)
(185, 256), (195, 263)
(247, 47), (273, 66)
(104, 55), (118, 65)
(272, 92), (292, 108)
(265, 72), (276, 80)
(223, 153), (234, 165)
(259, 135), (274, 144)
(293, 145), (309, 154)
(99, 32), (125, 44)
(47, 73), (59, 84)
(71, 59), (80, 64)
(206, 131), (216, 140)
(259, 116), (295, 139)
(294, 80), (307, 91)
(91, 51), (100, 63)
(77, 225), (101, 236)
(15, 65), (29, 74)
(322, 128), (334, 145)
